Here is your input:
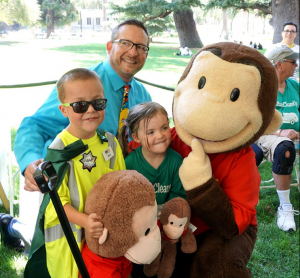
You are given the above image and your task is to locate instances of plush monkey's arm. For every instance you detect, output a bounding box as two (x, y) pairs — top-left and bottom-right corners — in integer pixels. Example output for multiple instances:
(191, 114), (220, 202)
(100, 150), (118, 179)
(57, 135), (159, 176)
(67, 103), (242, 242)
(186, 177), (239, 239)
(180, 228), (197, 253)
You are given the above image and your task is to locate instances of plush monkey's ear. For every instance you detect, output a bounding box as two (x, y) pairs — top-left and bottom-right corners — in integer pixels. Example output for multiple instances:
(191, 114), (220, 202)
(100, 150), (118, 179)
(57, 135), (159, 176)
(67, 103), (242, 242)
(263, 110), (282, 135)
(98, 228), (108, 244)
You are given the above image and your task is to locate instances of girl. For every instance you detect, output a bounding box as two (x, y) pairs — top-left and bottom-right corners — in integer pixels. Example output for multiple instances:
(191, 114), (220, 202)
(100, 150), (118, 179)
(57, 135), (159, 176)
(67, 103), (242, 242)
(119, 101), (187, 278)
(119, 101), (186, 213)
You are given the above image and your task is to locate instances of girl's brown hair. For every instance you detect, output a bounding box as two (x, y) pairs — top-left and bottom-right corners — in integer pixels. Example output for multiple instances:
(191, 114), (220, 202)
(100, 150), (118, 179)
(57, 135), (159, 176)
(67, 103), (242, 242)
(119, 102), (168, 158)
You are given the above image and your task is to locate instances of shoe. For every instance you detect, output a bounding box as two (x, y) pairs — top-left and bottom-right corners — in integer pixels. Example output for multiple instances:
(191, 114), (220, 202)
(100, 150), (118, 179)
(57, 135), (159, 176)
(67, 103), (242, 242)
(277, 204), (299, 232)
(0, 214), (24, 251)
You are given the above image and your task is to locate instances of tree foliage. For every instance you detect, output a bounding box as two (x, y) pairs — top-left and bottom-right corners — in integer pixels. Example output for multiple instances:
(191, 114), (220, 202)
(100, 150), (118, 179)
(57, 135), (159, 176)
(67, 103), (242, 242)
(0, 0), (41, 26)
(109, 0), (202, 37)
(38, 0), (78, 28)
(205, 0), (271, 16)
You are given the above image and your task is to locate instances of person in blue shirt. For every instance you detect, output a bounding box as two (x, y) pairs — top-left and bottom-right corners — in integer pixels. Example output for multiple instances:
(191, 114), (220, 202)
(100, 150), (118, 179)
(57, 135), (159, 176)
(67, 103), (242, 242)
(0, 19), (151, 251)
(15, 19), (151, 192)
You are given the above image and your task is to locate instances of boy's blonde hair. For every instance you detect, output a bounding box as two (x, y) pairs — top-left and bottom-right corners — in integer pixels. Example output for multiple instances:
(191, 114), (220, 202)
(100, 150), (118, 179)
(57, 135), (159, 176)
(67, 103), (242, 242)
(57, 68), (103, 103)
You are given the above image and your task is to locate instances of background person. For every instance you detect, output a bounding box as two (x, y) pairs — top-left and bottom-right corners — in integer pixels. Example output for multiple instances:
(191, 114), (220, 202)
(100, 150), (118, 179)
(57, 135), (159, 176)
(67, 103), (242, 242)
(14, 18), (151, 193)
(253, 45), (299, 232)
(264, 21), (299, 81)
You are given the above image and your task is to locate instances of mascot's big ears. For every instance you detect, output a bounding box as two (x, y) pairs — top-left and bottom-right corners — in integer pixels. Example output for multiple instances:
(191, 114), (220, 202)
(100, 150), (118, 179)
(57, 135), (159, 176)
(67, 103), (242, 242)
(173, 42), (282, 153)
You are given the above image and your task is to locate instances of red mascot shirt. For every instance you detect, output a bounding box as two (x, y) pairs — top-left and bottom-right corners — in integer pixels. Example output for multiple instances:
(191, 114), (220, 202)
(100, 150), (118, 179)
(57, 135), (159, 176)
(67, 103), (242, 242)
(170, 127), (260, 236)
(80, 243), (132, 278)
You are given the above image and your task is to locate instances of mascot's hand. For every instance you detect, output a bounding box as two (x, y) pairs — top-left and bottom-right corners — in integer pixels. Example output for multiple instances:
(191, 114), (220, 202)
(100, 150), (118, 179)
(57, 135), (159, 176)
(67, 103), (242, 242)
(179, 139), (212, 191)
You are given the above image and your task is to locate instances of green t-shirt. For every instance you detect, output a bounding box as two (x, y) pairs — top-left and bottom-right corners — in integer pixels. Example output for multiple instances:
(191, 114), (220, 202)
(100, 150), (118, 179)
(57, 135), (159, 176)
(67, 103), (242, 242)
(276, 78), (299, 132)
(125, 146), (186, 206)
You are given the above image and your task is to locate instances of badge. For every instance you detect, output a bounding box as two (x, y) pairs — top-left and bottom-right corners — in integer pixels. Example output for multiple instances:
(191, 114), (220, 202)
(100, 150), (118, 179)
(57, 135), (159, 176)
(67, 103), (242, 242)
(103, 146), (114, 161)
(80, 151), (97, 172)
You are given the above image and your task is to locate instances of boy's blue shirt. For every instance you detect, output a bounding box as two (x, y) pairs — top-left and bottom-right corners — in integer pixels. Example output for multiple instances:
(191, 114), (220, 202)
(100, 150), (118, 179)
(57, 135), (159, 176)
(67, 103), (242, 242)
(14, 60), (152, 174)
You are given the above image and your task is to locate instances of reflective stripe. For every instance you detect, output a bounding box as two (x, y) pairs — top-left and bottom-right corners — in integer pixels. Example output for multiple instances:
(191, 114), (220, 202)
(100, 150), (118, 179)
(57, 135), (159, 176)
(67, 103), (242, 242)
(68, 160), (80, 211)
(106, 132), (117, 169)
(45, 222), (83, 243)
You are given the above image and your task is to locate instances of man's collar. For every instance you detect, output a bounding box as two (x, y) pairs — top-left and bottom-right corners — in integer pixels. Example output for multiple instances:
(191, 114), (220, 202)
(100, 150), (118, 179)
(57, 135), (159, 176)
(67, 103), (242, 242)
(281, 41), (294, 48)
(103, 60), (134, 91)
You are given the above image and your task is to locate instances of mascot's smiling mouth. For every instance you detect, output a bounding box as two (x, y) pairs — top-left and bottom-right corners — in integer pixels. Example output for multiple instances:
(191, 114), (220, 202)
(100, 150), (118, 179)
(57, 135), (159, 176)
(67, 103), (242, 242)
(193, 135), (227, 143)
(125, 252), (142, 264)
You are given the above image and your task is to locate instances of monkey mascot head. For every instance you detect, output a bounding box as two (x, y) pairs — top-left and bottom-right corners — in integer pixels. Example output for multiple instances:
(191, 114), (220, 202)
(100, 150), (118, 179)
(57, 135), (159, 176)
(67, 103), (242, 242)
(173, 42), (282, 153)
(84, 170), (161, 265)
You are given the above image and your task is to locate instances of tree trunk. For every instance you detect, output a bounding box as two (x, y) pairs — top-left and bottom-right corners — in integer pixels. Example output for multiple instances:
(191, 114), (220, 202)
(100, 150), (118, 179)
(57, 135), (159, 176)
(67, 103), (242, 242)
(221, 10), (228, 40)
(173, 9), (203, 48)
(46, 10), (54, 38)
(270, 0), (299, 44)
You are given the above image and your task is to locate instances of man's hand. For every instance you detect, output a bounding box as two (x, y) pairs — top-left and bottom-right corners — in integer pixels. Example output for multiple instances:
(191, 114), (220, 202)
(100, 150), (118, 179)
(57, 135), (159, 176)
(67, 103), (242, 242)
(24, 159), (44, 192)
(179, 139), (212, 191)
(280, 129), (299, 141)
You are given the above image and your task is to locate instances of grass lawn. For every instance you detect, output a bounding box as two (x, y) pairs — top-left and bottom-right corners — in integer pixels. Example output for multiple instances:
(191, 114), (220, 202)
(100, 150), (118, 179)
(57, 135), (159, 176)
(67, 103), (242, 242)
(0, 38), (299, 277)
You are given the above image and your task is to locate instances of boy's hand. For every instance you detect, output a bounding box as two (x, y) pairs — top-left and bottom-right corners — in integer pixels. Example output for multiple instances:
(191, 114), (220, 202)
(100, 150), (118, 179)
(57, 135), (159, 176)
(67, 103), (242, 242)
(179, 139), (212, 191)
(85, 213), (104, 239)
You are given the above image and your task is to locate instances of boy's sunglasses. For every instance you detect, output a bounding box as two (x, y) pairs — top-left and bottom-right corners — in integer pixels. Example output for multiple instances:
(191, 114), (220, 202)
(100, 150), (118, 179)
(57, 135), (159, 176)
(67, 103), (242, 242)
(62, 98), (107, 113)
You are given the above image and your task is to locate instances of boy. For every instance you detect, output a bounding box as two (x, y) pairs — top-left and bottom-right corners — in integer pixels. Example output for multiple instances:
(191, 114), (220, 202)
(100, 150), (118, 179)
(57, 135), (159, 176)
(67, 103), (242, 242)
(25, 68), (126, 278)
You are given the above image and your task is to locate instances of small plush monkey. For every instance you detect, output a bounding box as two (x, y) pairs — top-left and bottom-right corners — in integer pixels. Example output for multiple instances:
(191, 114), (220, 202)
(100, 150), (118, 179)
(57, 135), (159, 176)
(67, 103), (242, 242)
(83, 170), (161, 278)
(144, 197), (197, 278)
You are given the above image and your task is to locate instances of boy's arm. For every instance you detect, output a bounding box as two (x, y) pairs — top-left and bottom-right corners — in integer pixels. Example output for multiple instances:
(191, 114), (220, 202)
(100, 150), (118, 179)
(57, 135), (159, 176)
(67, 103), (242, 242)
(14, 86), (69, 183)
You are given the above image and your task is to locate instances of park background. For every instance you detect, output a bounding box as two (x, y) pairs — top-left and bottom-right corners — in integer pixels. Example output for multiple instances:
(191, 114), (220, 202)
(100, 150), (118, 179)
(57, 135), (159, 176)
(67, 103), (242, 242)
(0, 0), (299, 277)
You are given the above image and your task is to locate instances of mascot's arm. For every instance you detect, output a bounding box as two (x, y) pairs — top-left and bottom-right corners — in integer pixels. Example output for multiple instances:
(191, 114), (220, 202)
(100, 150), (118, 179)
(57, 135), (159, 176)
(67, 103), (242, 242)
(186, 178), (239, 239)
(185, 147), (260, 238)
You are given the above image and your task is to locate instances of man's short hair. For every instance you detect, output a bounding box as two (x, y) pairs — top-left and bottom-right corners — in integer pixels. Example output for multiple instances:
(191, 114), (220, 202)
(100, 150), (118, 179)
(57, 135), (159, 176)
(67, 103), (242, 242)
(264, 45), (299, 65)
(57, 68), (103, 103)
(283, 21), (298, 32)
(111, 19), (149, 45)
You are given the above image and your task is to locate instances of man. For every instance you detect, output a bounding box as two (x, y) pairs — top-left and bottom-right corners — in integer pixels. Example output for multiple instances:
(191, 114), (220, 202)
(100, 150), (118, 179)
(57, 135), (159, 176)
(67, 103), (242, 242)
(0, 19), (151, 250)
(264, 21), (299, 80)
(253, 45), (299, 232)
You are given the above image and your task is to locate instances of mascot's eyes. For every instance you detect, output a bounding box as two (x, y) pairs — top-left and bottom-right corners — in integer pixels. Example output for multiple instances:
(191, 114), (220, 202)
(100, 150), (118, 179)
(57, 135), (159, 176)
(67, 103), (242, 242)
(230, 88), (240, 102)
(170, 222), (174, 225)
(198, 76), (206, 90)
(145, 228), (150, 236)
(179, 224), (183, 227)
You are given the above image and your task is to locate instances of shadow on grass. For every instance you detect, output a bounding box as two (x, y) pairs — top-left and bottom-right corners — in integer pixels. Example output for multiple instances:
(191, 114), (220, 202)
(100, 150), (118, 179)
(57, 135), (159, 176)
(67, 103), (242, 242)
(45, 42), (196, 74)
(0, 205), (27, 278)
(0, 244), (27, 278)
(46, 43), (107, 54)
(0, 41), (23, 46)
(249, 184), (299, 278)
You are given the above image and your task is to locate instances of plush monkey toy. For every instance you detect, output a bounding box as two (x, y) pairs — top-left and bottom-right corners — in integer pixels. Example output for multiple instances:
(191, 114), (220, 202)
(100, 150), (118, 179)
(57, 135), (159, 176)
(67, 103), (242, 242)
(82, 170), (161, 278)
(171, 42), (282, 277)
(144, 197), (197, 278)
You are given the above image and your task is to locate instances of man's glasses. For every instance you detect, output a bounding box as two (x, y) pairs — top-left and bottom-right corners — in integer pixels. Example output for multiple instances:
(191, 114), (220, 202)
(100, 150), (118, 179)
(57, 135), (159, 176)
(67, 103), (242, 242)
(62, 99), (107, 113)
(281, 59), (298, 66)
(283, 30), (296, 34)
(112, 39), (149, 54)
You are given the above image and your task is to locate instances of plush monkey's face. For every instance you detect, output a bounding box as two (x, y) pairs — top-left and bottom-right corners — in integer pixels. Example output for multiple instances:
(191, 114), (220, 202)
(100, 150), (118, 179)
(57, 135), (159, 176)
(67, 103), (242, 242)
(125, 202), (161, 264)
(173, 50), (280, 153)
(163, 214), (188, 240)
